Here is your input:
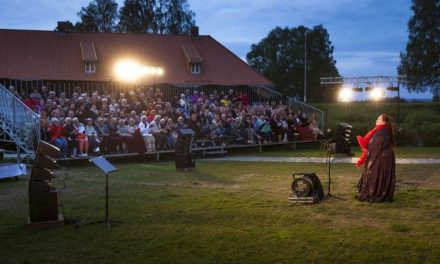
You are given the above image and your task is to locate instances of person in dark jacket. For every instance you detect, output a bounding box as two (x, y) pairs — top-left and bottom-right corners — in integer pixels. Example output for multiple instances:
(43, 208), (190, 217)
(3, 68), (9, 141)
(356, 114), (396, 202)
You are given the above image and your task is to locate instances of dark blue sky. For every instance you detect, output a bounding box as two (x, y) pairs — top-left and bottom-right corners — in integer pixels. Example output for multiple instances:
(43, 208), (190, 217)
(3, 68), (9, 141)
(0, 0), (430, 98)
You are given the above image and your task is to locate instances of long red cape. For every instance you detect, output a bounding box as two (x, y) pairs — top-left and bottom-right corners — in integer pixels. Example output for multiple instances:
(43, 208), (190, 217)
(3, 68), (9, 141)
(356, 124), (386, 168)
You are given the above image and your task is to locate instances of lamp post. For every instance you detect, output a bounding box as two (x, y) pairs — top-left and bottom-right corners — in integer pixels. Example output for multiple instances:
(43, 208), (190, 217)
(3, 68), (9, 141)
(304, 30), (308, 103)
(386, 83), (400, 143)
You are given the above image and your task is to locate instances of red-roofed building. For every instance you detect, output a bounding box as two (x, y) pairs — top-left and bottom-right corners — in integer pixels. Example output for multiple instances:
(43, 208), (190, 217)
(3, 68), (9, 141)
(0, 28), (273, 96)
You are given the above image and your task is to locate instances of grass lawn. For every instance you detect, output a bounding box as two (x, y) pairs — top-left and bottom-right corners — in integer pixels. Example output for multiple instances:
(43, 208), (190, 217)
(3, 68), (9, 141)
(1, 158), (440, 263)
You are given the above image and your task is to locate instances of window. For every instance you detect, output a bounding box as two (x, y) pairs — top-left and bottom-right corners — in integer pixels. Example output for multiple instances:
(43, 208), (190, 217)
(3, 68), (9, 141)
(190, 63), (201, 75)
(84, 62), (96, 73)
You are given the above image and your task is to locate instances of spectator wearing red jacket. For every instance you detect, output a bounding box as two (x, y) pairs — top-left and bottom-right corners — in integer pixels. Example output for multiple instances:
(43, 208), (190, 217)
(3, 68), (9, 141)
(47, 117), (67, 156)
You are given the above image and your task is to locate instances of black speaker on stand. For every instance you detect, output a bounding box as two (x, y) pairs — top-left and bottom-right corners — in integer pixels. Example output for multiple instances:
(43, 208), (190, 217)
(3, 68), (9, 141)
(335, 123), (353, 155)
(175, 129), (195, 171)
(28, 141), (64, 227)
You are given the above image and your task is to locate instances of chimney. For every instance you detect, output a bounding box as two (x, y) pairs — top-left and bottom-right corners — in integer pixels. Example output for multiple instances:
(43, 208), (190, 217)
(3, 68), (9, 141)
(57, 21), (70, 34)
(191, 26), (199, 37)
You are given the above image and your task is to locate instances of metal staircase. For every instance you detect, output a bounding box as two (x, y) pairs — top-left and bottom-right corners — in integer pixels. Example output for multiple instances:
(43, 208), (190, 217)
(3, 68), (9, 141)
(256, 86), (324, 129)
(0, 84), (40, 162)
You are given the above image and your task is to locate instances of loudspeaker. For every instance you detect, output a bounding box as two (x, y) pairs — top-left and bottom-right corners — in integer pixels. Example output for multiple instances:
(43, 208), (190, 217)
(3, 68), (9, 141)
(29, 191), (58, 222)
(34, 154), (56, 170)
(37, 141), (61, 156)
(335, 123), (352, 155)
(290, 173), (324, 203)
(175, 129), (194, 155)
(29, 180), (55, 193)
(30, 168), (53, 181)
(175, 129), (195, 171)
(28, 141), (61, 223)
(175, 153), (195, 171)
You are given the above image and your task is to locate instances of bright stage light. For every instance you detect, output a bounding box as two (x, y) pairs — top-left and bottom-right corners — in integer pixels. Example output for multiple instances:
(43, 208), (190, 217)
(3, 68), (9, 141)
(369, 87), (385, 101)
(156, 67), (164, 76)
(114, 60), (164, 83)
(114, 60), (144, 83)
(338, 87), (353, 102)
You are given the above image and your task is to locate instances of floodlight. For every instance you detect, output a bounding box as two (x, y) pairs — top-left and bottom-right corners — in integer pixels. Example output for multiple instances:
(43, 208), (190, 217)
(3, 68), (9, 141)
(114, 60), (164, 83)
(114, 60), (144, 83)
(369, 87), (385, 101)
(386, 85), (399, 92)
(338, 88), (353, 102)
(156, 67), (164, 76)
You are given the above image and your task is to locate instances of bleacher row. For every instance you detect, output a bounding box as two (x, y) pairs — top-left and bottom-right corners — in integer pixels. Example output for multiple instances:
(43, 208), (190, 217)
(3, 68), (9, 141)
(3, 84), (324, 162)
(56, 138), (324, 162)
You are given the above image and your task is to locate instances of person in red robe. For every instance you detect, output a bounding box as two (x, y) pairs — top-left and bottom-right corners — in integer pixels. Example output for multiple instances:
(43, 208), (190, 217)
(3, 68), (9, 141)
(356, 114), (396, 202)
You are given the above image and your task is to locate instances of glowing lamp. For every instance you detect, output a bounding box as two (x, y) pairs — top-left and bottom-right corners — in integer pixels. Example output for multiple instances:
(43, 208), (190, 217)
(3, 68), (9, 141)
(369, 87), (385, 101)
(338, 88), (353, 102)
(114, 60), (144, 83)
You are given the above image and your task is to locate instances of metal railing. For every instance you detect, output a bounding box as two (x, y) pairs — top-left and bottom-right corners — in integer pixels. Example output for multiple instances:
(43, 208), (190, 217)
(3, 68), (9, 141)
(255, 86), (324, 128)
(0, 84), (40, 161)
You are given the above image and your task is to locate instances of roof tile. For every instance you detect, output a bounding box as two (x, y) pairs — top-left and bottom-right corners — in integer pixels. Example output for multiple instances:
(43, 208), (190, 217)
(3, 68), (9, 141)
(0, 29), (273, 87)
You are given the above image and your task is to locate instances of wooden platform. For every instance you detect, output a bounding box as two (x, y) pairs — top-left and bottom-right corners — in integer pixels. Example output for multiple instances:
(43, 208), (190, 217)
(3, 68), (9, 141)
(54, 139), (324, 162)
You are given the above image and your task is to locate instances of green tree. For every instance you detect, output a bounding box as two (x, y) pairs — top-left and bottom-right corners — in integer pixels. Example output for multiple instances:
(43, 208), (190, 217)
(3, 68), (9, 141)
(153, 0), (195, 34)
(118, 0), (156, 33)
(398, 0), (440, 99)
(53, 21), (76, 32)
(246, 25), (339, 102)
(75, 0), (119, 32)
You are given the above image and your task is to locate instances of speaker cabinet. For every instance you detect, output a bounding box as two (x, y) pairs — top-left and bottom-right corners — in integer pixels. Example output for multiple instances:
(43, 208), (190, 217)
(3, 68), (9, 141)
(29, 191), (58, 222)
(30, 168), (53, 181)
(28, 141), (61, 223)
(34, 154), (56, 170)
(29, 180), (54, 193)
(335, 123), (352, 155)
(175, 153), (195, 171)
(175, 129), (195, 171)
(37, 141), (61, 156)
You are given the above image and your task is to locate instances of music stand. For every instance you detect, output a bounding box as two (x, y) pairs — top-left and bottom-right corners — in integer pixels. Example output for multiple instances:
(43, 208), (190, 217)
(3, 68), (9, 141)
(86, 156), (122, 229)
(326, 143), (345, 201)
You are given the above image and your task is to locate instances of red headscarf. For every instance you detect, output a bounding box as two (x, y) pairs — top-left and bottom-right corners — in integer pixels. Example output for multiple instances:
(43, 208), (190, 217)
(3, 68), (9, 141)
(355, 124), (386, 168)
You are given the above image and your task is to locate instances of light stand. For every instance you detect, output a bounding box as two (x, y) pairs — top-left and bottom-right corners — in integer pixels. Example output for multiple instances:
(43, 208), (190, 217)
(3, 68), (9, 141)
(82, 156), (122, 229)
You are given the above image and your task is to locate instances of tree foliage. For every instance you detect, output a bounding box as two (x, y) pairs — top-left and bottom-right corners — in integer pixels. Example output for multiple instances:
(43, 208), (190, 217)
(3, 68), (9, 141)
(67, 0), (196, 34)
(159, 0), (195, 34)
(246, 25), (339, 102)
(118, 0), (156, 33)
(75, 0), (119, 32)
(398, 0), (440, 99)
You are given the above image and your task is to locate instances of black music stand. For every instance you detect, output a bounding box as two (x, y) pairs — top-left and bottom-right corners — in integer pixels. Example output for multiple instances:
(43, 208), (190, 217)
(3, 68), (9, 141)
(325, 144), (345, 201)
(86, 156), (122, 229)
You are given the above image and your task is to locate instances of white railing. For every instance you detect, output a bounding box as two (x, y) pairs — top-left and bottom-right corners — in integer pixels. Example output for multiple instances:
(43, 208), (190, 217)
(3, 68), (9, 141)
(256, 86), (325, 129)
(0, 84), (40, 161)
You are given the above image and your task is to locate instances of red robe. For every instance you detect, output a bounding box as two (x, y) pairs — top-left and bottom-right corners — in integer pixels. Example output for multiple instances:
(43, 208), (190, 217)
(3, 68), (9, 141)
(355, 124), (385, 168)
(357, 128), (396, 202)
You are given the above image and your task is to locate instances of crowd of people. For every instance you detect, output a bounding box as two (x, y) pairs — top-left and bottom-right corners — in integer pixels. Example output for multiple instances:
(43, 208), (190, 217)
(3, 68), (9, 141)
(9, 85), (323, 158)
